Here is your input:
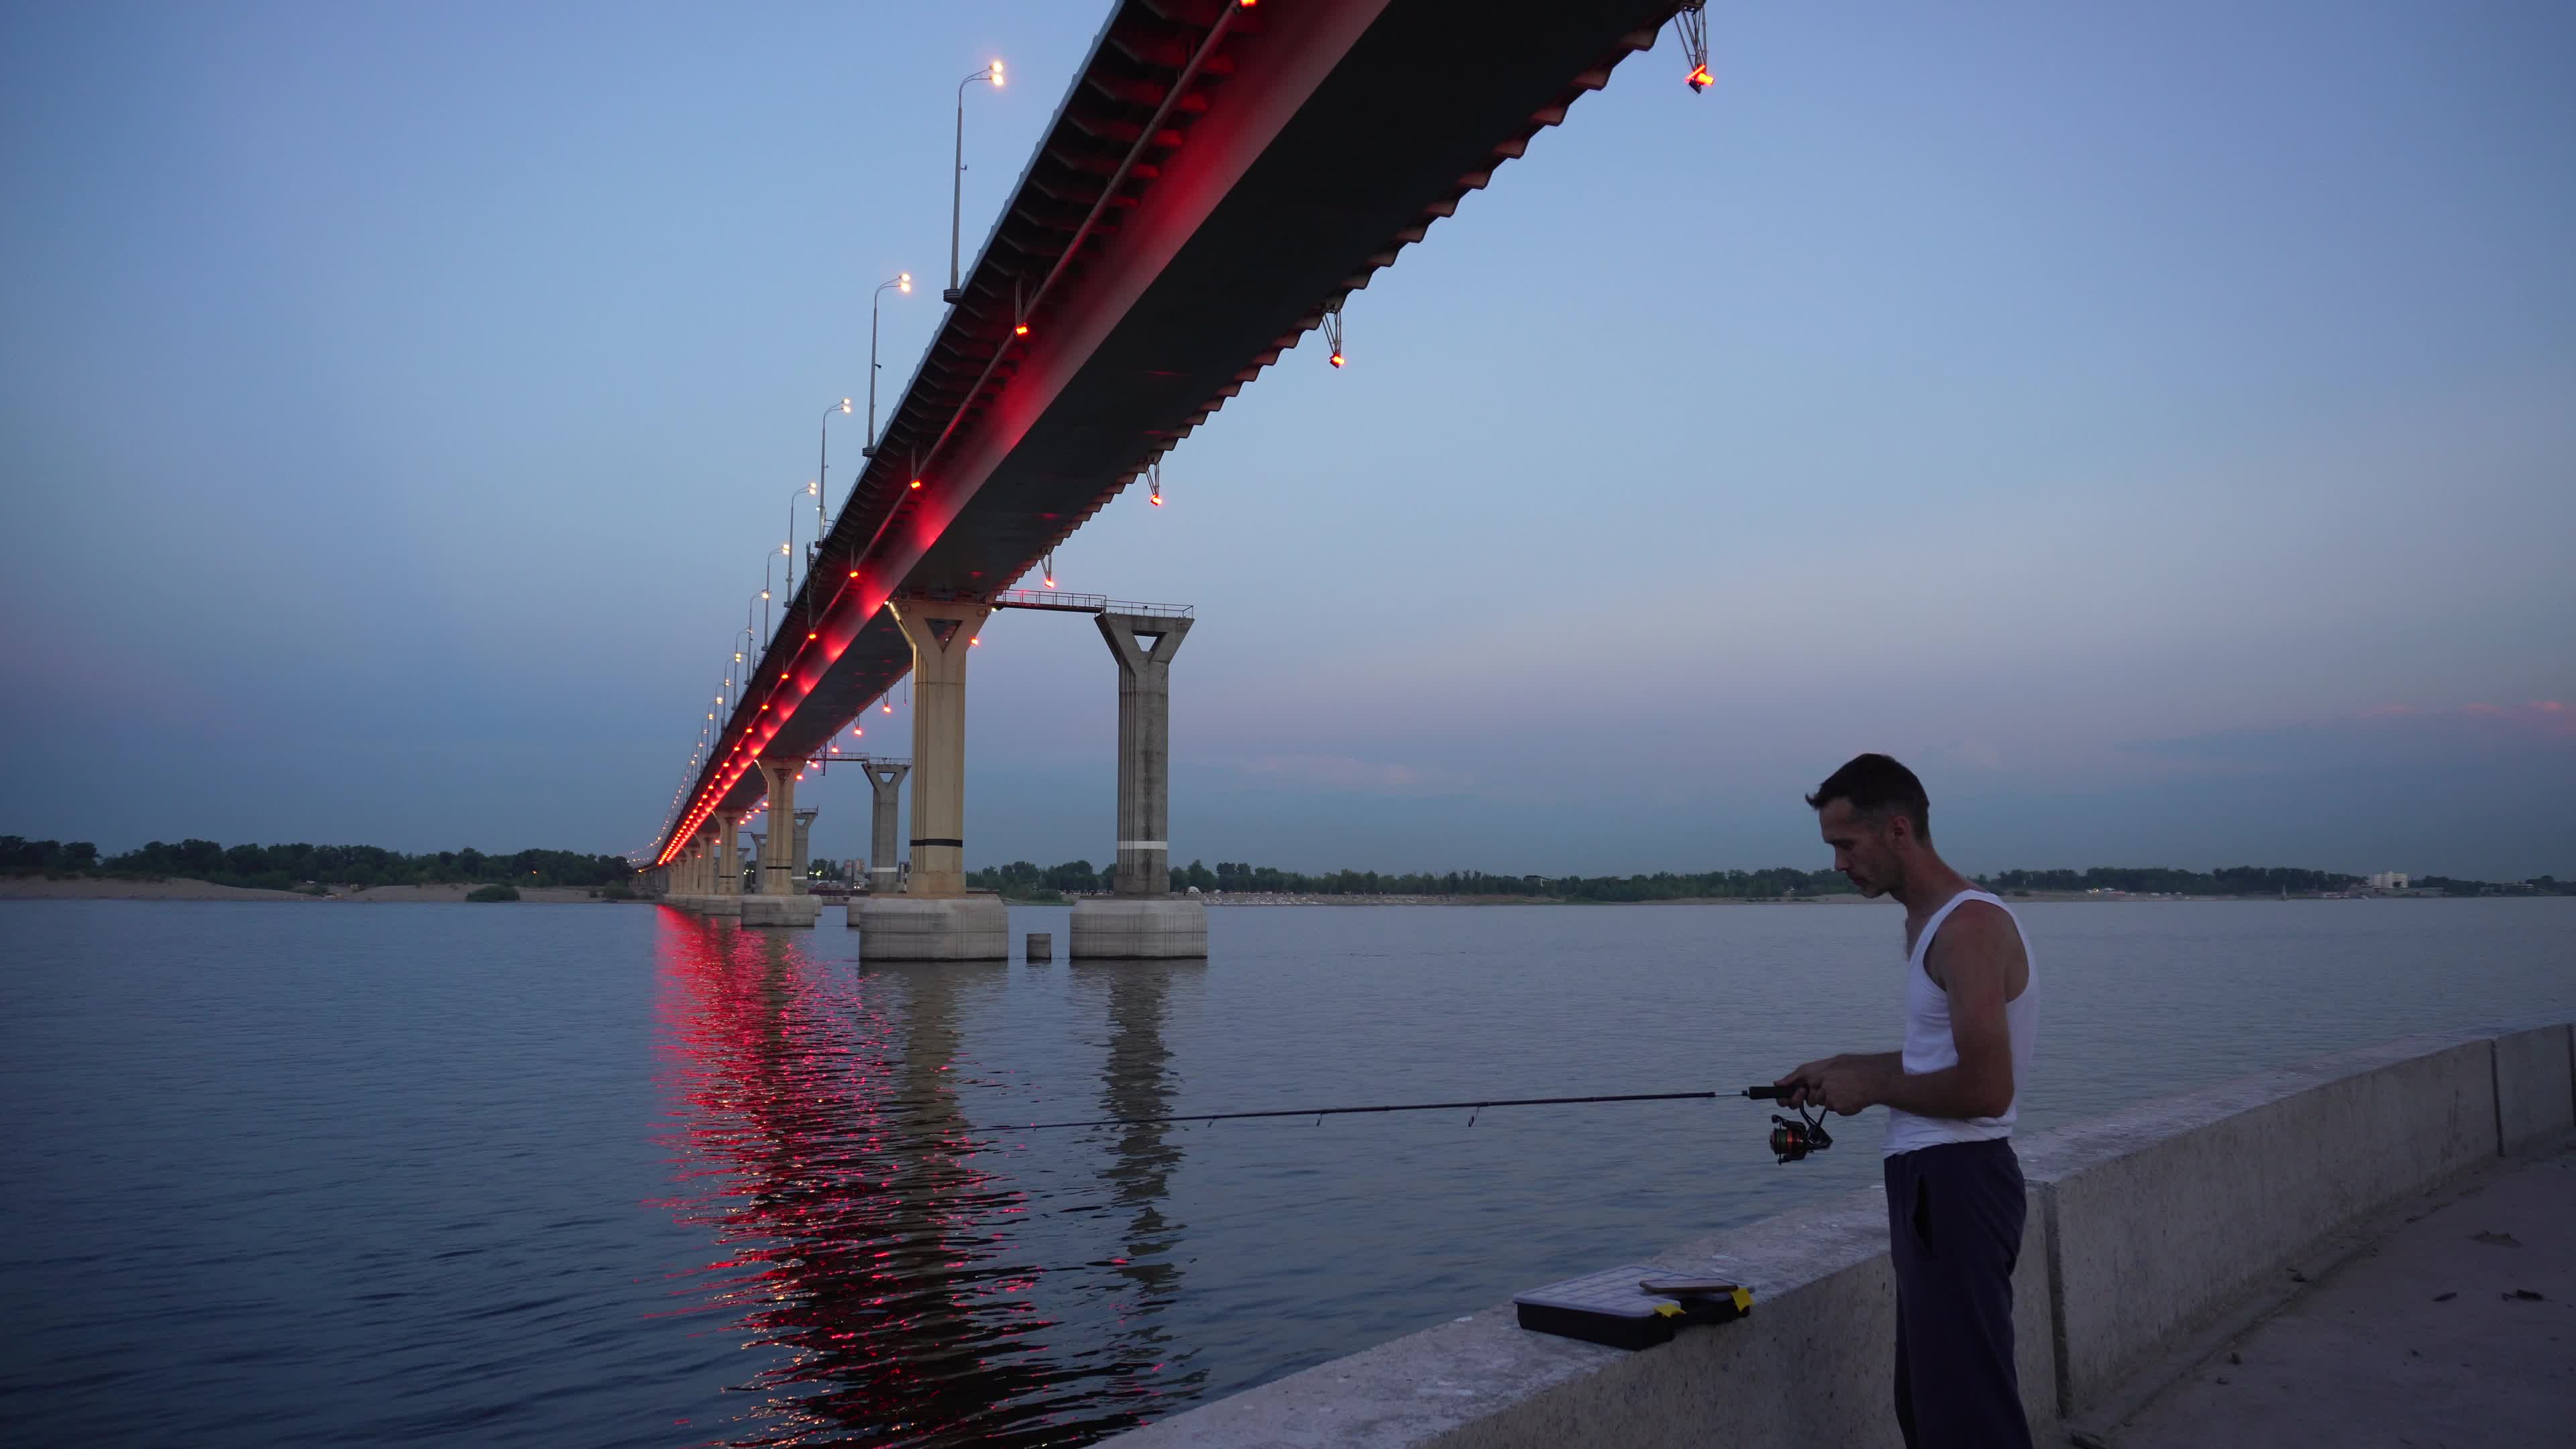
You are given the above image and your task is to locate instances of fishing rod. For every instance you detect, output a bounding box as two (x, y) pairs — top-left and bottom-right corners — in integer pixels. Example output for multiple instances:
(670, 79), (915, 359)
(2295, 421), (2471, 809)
(1014, 1085), (1835, 1163)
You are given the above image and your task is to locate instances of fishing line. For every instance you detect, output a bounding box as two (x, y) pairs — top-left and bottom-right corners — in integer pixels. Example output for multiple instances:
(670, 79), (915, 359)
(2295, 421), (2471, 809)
(1016, 1085), (1833, 1166)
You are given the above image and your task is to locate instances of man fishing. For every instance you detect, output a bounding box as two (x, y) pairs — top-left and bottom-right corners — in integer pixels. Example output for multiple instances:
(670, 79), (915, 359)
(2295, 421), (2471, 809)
(1774, 753), (2037, 1449)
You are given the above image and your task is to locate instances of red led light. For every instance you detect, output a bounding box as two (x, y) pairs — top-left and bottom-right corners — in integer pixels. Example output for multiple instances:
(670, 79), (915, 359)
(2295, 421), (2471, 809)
(1014, 323), (1029, 337)
(910, 478), (922, 490)
(1687, 63), (1711, 92)
(1330, 352), (1344, 368)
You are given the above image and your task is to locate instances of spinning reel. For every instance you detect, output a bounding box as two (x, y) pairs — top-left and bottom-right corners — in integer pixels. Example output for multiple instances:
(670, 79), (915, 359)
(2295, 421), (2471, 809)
(1743, 1086), (1835, 1164)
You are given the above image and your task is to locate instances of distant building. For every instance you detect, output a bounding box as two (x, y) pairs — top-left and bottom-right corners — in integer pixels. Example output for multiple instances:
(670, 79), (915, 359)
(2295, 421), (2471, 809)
(2367, 871), (2410, 892)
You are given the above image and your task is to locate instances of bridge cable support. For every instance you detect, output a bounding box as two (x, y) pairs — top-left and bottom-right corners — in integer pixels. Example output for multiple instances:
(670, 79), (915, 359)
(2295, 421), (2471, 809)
(1674, 1), (1711, 93)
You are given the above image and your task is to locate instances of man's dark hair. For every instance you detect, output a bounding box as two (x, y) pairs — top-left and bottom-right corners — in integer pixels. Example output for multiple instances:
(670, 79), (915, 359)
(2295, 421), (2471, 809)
(1806, 753), (1931, 840)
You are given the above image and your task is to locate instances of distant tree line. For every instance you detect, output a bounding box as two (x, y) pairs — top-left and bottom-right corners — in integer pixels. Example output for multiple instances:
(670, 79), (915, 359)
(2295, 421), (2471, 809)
(963, 857), (2572, 901)
(1, 836), (634, 893)
(2413, 875), (2567, 898)
(1976, 866), (2359, 896)
(966, 859), (1854, 900)
(13, 833), (2563, 900)
(1976, 866), (2569, 897)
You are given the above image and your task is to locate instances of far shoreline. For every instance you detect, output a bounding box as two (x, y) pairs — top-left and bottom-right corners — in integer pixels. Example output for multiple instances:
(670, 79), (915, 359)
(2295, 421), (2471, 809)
(5, 877), (2534, 907)
(0, 877), (619, 904)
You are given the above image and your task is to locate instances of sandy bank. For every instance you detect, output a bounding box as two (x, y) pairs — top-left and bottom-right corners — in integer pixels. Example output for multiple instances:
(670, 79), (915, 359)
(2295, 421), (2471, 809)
(1, 877), (618, 904)
(1200, 892), (1878, 907)
(1, 875), (319, 902)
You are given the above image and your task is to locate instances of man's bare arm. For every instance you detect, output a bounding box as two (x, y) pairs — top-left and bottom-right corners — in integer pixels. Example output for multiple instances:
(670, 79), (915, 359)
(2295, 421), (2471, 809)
(1774, 905), (2020, 1118)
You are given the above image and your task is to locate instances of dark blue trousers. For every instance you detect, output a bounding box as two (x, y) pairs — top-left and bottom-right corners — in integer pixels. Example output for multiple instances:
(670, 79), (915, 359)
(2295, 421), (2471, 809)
(1884, 1138), (2034, 1449)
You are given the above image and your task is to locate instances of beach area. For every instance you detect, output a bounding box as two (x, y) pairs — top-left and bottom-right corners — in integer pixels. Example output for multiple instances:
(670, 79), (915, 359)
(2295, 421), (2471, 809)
(3, 878), (2461, 907)
(0, 877), (619, 904)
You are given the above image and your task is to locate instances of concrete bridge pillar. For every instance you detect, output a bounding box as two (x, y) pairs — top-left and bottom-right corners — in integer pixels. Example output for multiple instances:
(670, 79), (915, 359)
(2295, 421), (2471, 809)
(888, 597), (991, 899)
(696, 830), (723, 900)
(863, 759), (910, 894)
(792, 808), (817, 894)
(712, 811), (741, 896)
(860, 598), (1005, 960)
(1073, 610), (1207, 959)
(755, 761), (798, 896)
(1100, 611), (1191, 896)
(743, 761), (818, 927)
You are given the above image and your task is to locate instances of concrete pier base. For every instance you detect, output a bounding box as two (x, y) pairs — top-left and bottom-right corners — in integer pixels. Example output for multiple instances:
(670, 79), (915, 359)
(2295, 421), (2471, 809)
(1069, 896), (1208, 959)
(740, 894), (820, 928)
(856, 894), (1008, 961)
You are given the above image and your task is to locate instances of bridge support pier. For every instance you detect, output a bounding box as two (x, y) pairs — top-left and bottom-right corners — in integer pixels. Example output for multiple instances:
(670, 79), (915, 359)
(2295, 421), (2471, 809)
(1073, 610), (1207, 960)
(858, 598), (1005, 960)
(743, 761), (818, 927)
(702, 810), (741, 915)
(682, 828), (715, 904)
(792, 808), (816, 894)
(862, 759), (909, 895)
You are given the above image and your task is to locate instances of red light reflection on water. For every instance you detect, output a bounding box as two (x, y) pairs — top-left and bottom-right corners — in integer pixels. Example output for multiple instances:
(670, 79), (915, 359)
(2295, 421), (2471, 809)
(647, 913), (1199, 1446)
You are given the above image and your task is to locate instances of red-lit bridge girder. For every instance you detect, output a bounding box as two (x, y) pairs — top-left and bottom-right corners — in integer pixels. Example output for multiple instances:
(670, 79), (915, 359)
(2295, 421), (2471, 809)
(659, 0), (1684, 864)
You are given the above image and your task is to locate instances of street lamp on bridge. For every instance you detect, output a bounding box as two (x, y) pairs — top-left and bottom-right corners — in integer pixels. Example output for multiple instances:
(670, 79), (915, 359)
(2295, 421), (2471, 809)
(758, 552), (779, 647)
(862, 273), (911, 458)
(816, 400), (849, 553)
(945, 60), (1004, 305)
(782, 483), (814, 618)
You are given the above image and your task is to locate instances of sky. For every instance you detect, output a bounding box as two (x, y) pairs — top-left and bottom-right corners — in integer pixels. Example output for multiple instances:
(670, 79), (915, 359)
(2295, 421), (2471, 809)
(3, 2), (2571, 880)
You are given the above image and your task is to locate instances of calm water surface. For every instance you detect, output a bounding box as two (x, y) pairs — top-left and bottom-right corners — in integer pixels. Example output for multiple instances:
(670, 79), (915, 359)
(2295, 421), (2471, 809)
(3, 898), (2571, 1445)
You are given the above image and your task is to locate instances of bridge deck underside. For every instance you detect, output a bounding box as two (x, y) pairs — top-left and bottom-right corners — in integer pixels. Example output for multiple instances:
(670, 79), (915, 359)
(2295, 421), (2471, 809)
(667, 0), (1677, 855)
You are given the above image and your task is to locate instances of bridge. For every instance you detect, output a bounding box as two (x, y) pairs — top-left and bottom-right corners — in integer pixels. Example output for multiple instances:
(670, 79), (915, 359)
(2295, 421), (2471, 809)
(650, 0), (1703, 952)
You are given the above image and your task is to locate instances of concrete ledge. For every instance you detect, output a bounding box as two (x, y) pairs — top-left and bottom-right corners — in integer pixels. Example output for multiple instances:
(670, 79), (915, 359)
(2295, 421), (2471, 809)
(740, 894), (820, 928)
(2022, 1030), (2496, 1413)
(2491, 1022), (2575, 1152)
(1118, 1181), (2053, 1449)
(1108, 1022), (2573, 1449)
(1071, 896), (1209, 959)
(857, 894), (1008, 960)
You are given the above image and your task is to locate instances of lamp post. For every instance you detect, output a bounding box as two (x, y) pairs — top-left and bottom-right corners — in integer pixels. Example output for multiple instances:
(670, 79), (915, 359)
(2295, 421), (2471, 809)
(863, 274), (911, 458)
(946, 60), (1004, 304)
(782, 482), (814, 612)
(817, 399), (849, 549)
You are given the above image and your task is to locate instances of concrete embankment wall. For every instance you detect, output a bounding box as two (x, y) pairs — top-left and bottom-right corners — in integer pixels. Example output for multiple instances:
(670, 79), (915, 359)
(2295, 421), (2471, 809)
(1110, 1022), (2575, 1448)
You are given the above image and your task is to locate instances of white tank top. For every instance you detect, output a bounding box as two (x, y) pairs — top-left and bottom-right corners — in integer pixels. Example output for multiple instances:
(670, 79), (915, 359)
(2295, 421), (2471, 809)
(1884, 890), (2037, 1157)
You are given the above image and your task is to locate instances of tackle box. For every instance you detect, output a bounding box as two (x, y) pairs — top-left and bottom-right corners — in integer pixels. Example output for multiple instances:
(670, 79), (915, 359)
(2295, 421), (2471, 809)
(1512, 1263), (1753, 1350)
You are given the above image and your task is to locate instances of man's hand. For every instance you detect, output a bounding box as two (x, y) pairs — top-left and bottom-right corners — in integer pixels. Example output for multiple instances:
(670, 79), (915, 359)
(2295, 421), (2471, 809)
(1774, 1053), (1894, 1116)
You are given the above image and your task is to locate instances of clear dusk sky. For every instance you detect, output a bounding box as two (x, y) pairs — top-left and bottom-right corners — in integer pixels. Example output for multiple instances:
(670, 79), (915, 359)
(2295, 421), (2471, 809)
(3, 2), (2571, 879)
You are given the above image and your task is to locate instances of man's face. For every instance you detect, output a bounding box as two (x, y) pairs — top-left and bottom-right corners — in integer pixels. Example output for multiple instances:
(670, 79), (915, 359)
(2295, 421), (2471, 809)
(1817, 798), (1897, 898)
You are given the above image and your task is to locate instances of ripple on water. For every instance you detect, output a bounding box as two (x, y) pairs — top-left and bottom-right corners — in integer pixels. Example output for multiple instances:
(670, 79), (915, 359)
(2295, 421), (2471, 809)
(1, 897), (2569, 1445)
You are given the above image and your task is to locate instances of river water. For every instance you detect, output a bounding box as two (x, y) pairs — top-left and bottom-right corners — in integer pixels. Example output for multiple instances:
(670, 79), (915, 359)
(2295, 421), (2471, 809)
(3, 898), (2569, 1446)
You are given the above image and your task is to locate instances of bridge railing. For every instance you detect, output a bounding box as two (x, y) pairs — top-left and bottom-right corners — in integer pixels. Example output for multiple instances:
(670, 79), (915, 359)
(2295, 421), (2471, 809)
(989, 590), (1191, 618)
